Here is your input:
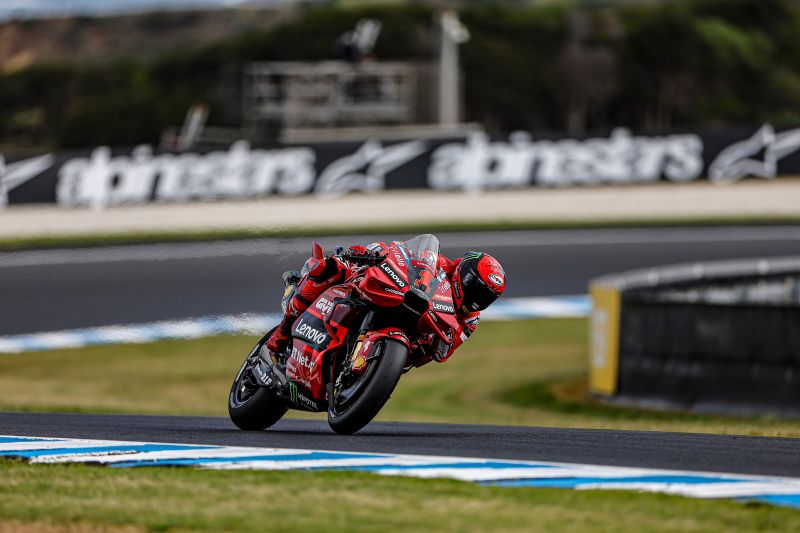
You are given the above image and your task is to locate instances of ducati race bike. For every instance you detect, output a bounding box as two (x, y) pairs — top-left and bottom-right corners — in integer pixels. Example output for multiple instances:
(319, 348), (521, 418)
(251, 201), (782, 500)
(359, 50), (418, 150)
(228, 234), (458, 435)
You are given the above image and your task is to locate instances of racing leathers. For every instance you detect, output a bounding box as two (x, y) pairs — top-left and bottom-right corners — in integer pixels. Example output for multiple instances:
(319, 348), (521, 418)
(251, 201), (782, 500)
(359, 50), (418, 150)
(266, 243), (480, 365)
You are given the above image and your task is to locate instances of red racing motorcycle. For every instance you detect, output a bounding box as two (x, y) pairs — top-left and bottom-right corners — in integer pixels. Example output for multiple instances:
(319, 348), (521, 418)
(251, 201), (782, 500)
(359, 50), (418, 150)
(228, 234), (458, 434)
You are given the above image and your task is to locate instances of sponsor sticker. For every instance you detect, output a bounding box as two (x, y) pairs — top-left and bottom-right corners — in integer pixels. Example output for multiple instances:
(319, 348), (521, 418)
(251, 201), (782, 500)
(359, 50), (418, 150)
(379, 262), (407, 288)
(293, 318), (330, 348)
(488, 273), (505, 288)
(290, 347), (316, 371)
(315, 297), (333, 315)
(432, 300), (455, 314)
(392, 249), (406, 267)
(288, 382), (318, 411)
(384, 287), (404, 296)
(352, 353), (367, 374)
(387, 330), (410, 343)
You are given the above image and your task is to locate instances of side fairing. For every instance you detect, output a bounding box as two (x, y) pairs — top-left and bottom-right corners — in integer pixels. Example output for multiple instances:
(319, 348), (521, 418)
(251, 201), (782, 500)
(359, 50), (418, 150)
(287, 286), (361, 400)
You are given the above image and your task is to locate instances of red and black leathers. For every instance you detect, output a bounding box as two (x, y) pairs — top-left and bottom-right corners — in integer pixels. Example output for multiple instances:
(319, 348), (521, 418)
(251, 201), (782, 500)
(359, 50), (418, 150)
(266, 243), (481, 363)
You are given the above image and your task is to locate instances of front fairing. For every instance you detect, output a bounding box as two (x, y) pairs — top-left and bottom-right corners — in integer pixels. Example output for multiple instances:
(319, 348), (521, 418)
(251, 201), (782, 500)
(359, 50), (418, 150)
(357, 234), (445, 307)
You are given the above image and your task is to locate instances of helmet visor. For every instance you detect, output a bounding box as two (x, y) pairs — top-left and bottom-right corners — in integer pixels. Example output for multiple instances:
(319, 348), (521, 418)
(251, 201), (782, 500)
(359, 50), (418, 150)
(461, 270), (500, 311)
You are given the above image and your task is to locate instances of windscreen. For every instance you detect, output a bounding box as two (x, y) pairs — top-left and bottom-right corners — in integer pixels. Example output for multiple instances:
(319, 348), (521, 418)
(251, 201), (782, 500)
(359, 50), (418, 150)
(395, 234), (441, 297)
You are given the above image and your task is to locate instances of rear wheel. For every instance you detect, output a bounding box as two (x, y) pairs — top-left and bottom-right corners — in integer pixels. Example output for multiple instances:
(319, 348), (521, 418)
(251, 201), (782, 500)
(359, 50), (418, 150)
(327, 338), (407, 435)
(228, 333), (288, 431)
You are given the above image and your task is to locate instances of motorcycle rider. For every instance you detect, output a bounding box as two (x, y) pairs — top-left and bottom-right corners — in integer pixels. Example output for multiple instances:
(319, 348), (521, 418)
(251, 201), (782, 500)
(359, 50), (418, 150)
(266, 241), (506, 364)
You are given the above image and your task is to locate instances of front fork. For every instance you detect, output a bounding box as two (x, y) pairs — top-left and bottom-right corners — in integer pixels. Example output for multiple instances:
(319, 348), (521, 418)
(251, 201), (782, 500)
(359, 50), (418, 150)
(328, 310), (375, 409)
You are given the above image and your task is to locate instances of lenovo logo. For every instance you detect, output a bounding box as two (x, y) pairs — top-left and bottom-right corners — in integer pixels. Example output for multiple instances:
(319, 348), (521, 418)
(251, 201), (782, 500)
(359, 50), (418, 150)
(295, 322), (329, 346)
(432, 300), (455, 314)
(380, 262), (406, 288)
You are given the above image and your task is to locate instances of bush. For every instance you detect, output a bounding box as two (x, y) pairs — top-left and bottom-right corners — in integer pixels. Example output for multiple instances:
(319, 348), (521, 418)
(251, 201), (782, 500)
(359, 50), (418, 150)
(2, 0), (800, 149)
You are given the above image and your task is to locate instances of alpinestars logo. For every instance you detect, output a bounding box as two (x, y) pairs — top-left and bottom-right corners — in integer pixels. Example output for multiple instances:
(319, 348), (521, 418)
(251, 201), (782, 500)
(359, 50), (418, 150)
(380, 262), (407, 288)
(709, 124), (800, 183)
(0, 153), (55, 208)
(294, 320), (329, 347)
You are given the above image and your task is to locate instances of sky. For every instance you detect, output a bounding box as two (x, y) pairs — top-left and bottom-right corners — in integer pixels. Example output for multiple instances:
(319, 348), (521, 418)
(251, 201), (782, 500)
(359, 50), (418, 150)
(0, 0), (293, 21)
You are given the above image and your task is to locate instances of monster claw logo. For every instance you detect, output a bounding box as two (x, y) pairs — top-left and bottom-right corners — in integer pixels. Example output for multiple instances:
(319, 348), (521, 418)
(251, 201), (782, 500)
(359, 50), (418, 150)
(288, 382), (317, 410)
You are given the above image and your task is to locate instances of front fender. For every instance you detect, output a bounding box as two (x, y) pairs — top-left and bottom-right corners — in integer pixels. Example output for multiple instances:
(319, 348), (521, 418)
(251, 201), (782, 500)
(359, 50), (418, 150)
(364, 327), (411, 350)
(347, 327), (411, 375)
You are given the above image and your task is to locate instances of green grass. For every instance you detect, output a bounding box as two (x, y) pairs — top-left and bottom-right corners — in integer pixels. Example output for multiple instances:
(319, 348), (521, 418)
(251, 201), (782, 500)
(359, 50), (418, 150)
(2, 319), (800, 436)
(0, 459), (798, 532)
(2, 215), (800, 251)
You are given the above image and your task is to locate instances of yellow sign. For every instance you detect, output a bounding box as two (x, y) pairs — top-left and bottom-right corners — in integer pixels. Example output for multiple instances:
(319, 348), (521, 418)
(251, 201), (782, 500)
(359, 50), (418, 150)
(589, 285), (621, 396)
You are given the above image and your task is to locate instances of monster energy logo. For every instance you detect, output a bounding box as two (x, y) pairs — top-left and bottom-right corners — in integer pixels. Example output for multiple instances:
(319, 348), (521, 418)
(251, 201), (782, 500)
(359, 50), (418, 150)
(288, 382), (317, 411)
(463, 252), (483, 260)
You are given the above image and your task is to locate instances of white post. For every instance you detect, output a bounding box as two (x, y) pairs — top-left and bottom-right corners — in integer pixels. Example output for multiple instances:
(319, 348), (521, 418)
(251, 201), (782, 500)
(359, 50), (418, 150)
(438, 11), (469, 127)
(0, 155), (7, 209)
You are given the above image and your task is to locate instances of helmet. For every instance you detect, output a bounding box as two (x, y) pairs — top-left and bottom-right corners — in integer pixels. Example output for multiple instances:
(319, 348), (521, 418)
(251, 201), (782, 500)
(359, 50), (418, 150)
(453, 252), (506, 313)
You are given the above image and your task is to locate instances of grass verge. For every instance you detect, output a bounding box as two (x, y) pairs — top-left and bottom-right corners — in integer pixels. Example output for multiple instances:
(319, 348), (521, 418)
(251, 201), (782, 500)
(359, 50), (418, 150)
(2, 215), (800, 252)
(2, 319), (800, 436)
(0, 459), (798, 532)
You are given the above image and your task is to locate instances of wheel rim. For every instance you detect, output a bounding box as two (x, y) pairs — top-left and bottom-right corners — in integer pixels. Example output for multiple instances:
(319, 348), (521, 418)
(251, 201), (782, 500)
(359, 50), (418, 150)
(230, 346), (262, 408)
(329, 347), (381, 417)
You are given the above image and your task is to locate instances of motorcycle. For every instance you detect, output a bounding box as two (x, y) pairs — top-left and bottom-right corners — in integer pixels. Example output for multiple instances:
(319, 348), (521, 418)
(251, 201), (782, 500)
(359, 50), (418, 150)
(228, 234), (458, 435)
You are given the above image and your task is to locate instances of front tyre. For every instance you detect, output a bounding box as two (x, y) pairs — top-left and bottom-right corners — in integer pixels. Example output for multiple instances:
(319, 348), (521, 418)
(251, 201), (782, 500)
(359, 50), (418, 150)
(228, 334), (288, 431)
(328, 338), (407, 435)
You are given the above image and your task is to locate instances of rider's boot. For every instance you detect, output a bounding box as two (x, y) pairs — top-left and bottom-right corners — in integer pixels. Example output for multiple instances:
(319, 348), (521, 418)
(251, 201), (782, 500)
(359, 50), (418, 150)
(265, 271), (301, 356)
(266, 260), (346, 354)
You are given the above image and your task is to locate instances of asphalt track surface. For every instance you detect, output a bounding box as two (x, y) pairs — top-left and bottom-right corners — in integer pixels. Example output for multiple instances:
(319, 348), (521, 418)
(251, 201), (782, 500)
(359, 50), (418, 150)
(1, 412), (798, 477)
(3, 226), (800, 335)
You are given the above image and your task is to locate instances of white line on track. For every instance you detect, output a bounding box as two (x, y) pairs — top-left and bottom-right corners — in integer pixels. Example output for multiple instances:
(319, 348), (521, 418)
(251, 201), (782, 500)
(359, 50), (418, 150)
(4, 435), (800, 508)
(1, 227), (799, 268)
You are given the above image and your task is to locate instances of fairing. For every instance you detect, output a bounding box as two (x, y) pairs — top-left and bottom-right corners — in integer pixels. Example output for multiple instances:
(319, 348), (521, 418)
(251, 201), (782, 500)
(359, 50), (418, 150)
(286, 234), (459, 405)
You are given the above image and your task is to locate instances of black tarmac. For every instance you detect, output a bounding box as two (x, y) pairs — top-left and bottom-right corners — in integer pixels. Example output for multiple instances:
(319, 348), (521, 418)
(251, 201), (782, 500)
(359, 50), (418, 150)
(3, 226), (800, 335)
(0, 412), (798, 477)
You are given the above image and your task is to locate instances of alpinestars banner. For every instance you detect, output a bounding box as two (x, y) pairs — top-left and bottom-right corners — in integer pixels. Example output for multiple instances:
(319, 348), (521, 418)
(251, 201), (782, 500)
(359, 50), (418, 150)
(2, 124), (799, 208)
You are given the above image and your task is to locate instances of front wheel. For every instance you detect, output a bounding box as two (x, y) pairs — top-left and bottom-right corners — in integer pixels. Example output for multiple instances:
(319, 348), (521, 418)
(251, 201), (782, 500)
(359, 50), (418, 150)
(328, 338), (407, 435)
(228, 334), (288, 431)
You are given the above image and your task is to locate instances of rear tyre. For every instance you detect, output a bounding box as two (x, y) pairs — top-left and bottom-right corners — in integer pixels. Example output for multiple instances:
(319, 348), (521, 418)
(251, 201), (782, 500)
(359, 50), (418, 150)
(228, 333), (288, 431)
(327, 339), (407, 435)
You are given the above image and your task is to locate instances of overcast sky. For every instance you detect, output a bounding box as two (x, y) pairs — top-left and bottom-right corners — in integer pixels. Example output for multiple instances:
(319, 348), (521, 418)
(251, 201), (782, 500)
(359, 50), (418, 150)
(0, 0), (295, 21)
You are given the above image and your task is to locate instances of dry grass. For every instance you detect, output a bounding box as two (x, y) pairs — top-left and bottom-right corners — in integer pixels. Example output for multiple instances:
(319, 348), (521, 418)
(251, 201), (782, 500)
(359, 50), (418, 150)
(1, 319), (800, 436)
(0, 460), (798, 532)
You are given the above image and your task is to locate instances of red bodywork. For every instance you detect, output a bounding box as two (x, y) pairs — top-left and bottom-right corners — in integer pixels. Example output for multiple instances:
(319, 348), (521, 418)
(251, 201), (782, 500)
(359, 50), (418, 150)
(284, 241), (458, 402)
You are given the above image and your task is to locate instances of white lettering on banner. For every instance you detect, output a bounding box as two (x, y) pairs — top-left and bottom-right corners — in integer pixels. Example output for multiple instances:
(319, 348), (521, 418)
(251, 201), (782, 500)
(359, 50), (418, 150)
(0, 153), (55, 208)
(427, 129), (703, 190)
(314, 139), (427, 197)
(12, 123), (800, 209)
(56, 141), (316, 207)
(708, 124), (800, 183)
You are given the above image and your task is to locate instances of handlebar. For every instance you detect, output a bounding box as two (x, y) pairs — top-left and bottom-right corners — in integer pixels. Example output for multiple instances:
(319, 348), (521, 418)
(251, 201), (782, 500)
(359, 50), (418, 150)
(339, 249), (386, 266)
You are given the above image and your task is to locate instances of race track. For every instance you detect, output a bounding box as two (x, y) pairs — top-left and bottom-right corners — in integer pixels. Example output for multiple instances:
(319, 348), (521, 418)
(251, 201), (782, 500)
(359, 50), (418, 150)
(1, 412), (798, 478)
(3, 226), (800, 335)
